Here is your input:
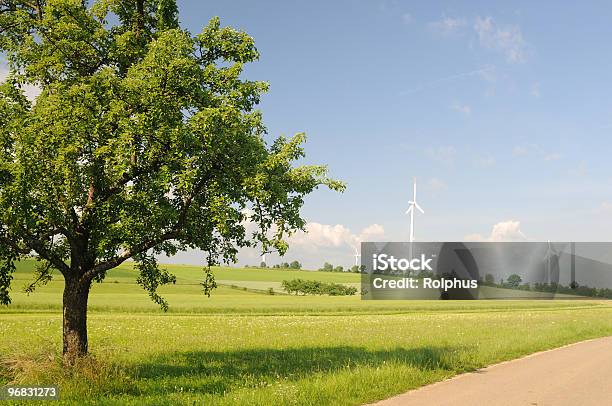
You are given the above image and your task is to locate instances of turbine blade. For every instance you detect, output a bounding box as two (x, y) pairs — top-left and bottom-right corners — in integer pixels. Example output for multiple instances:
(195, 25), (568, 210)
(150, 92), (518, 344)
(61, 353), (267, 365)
(415, 203), (424, 214)
(405, 207), (413, 214)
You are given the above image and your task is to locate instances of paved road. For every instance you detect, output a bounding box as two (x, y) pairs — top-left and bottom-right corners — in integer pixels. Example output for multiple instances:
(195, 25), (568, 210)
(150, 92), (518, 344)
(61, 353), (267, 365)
(371, 336), (612, 406)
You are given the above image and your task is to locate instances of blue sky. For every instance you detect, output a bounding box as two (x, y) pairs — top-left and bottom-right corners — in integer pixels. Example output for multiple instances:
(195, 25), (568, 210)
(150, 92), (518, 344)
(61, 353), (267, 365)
(173, 1), (612, 267)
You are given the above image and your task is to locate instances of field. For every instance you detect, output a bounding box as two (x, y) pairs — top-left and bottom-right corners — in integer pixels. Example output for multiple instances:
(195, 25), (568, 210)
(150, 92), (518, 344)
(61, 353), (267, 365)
(1, 261), (612, 405)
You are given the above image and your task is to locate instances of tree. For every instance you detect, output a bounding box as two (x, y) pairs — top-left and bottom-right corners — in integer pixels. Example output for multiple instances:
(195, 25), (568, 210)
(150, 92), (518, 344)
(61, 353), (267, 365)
(484, 273), (495, 285)
(0, 0), (343, 363)
(506, 274), (522, 288)
(289, 260), (301, 269)
(319, 262), (334, 272)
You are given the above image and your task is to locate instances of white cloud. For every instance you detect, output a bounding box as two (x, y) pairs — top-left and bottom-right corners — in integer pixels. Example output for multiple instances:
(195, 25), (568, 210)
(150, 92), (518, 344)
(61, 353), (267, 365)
(289, 222), (385, 250)
(0, 65), (41, 102)
(426, 146), (456, 165)
(429, 16), (467, 35)
(599, 202), (612, 214)
(402, 13), (414, 24)
(600, 202), (612, 212)
(464, 220), (527, 242)
(474, 16), (528, 63)
(451, 103), (471, 115)
(290, 223), (354, 247)
(202, 212), (386, 268)
(240, 210), (382, 250)
(359, 224), (385, 243)
(427, 16), (529, 64)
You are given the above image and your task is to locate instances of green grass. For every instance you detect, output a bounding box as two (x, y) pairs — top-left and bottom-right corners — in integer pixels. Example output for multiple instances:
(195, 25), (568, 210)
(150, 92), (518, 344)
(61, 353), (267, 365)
(2, 260), (612, 405)
(11, 260), (361, 285)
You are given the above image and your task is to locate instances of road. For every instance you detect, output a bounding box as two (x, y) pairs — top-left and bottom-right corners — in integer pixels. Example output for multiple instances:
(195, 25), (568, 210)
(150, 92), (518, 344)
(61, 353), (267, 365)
(370, 336), (612, 406)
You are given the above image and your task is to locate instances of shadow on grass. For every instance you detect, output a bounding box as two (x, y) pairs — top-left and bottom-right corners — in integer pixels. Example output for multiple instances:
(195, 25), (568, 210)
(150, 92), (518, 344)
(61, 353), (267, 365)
(130, 345), (464, 396)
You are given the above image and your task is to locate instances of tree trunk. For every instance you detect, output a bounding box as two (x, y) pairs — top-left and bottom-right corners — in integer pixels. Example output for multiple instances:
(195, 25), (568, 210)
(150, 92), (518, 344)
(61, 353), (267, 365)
(62, 276), (91, 364)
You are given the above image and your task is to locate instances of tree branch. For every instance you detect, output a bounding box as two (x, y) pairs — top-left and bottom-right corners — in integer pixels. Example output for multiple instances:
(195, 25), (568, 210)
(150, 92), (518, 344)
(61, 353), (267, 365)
(26, 237), (70, 275)
(1, 230), (70, 275)
(0, 235), (29, 255)
(85, 165), (217, 280)
(96, 153), (169, 203)
(87, 230), (178, 278)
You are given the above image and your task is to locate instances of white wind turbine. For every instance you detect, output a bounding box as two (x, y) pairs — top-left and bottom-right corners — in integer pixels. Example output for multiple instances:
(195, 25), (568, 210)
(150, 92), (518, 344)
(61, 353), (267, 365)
(544, 241), (558, 285)
(354, 247), (361, 267)
(405, 177), (424, 261)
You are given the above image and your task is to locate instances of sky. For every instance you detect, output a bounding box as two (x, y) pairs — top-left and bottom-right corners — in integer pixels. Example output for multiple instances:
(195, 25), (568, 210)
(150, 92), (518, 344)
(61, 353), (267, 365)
(170, 0), (612, 269)
(5, 1), (612, 269)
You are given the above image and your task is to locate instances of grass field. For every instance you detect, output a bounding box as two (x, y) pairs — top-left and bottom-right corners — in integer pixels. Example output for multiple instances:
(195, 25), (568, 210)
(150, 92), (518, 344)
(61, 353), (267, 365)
(2, 260), (612, 405)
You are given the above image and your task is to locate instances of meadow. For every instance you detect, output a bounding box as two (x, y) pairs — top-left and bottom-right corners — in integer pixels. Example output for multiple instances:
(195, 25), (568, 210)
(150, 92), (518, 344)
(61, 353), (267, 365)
(1, 261), (612, 405)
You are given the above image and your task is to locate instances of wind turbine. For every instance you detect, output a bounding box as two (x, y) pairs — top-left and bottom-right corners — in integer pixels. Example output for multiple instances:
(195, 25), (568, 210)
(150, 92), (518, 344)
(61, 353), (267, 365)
(354, 247), (361, 267)
(544, 241), (559, 285)
(261, 253), (266, 267)
(405, 178), (424, 262)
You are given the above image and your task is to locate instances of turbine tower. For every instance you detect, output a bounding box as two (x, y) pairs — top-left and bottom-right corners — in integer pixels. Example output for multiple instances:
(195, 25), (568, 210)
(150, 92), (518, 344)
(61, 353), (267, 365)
(354, 247), (361, 267)
(406, 177), (424, 242)
(261, 253), (266, 267)
(405, 177), (424, 261)
(544, 241), (558, 285)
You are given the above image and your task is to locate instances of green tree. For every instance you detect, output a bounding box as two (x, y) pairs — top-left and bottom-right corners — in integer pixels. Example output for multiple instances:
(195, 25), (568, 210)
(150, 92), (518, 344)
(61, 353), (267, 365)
(289, 260), (301, 269)
(0, 0), (342, 363)
(506, 274), (522, 288)
(484, 273), (495, 285)
(320, 262), (334, 272)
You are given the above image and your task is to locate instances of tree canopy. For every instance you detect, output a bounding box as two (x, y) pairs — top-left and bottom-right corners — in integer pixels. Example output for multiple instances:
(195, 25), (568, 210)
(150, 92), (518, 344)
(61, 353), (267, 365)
(0, 0), (343, 358)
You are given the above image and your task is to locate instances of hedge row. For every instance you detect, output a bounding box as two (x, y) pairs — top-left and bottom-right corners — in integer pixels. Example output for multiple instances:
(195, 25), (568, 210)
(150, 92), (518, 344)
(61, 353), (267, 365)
(281, 279), (358, 296)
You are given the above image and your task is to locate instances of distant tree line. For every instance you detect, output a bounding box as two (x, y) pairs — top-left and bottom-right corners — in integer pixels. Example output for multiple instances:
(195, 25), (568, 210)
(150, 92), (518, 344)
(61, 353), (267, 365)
(281, 279), (358, 296)
(481, 273), (612, 299)
(247, 261), (302, 269)
(318, 262), (365, 273)
(248, 260), (369, 273)
(272, 261), (302, 269)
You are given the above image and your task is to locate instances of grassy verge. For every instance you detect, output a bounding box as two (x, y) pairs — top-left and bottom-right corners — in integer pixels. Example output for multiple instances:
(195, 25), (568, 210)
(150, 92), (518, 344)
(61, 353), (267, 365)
(2, 304), (612, 405)
(2, 260), (612, 405)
